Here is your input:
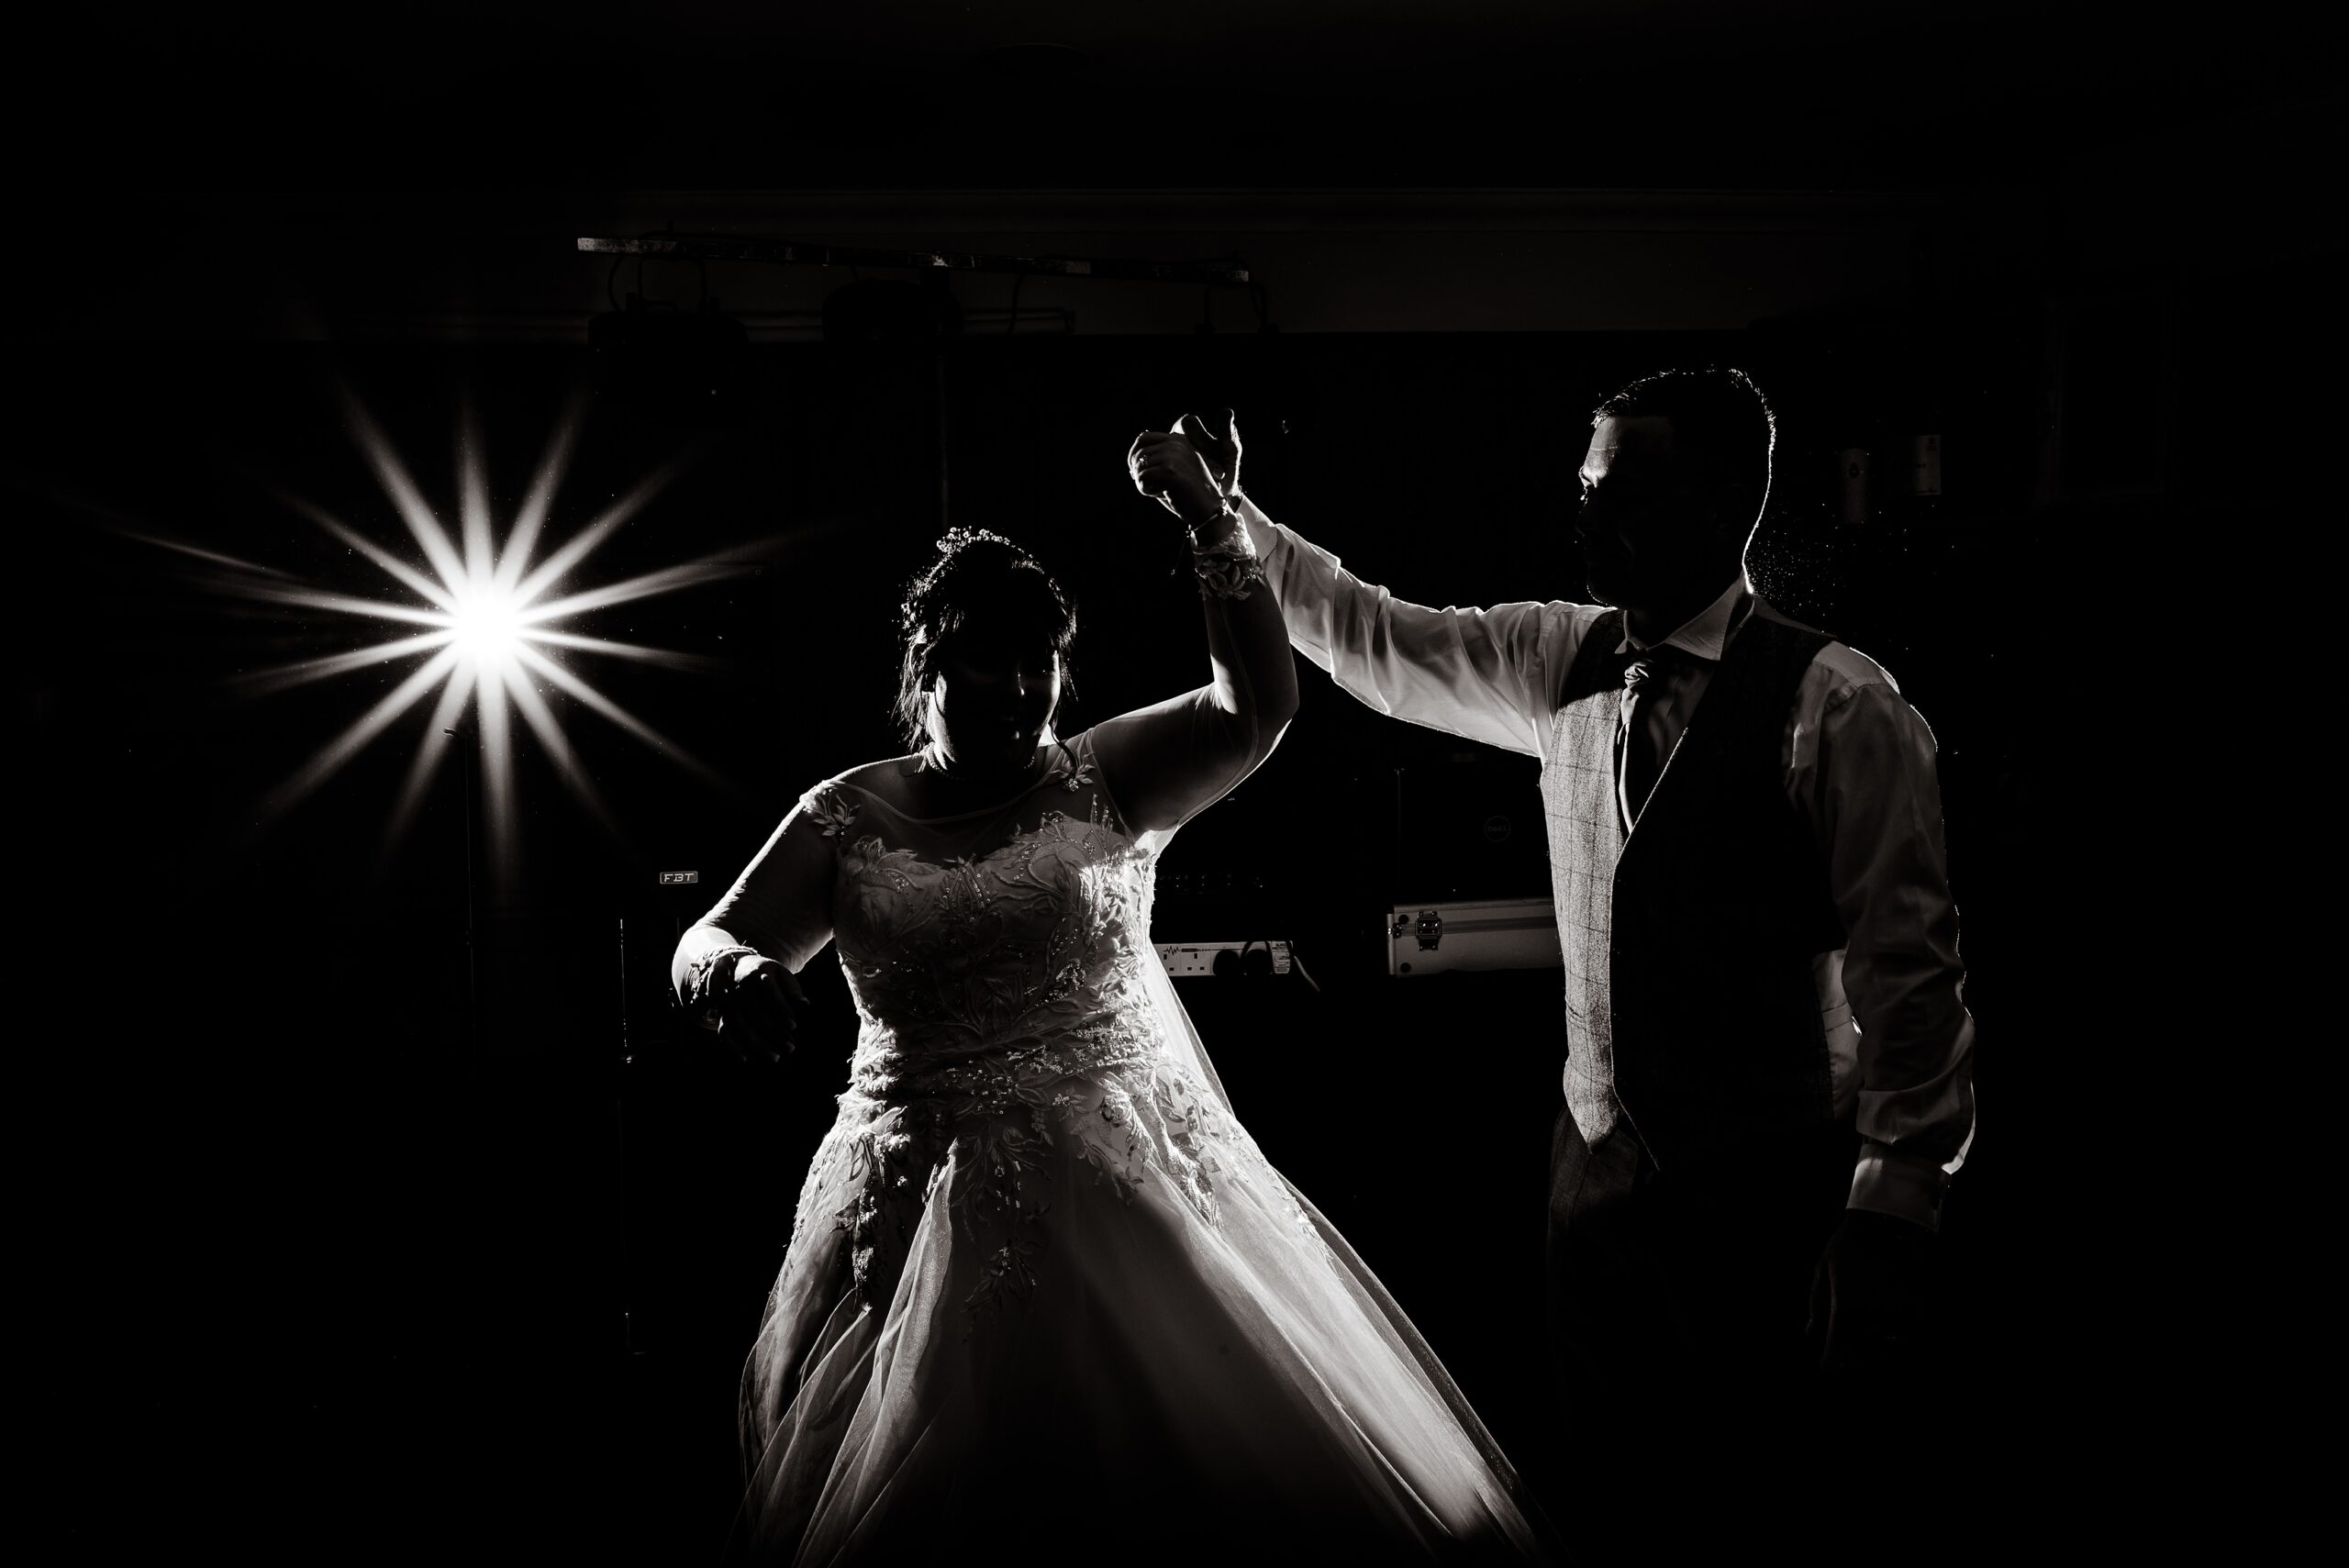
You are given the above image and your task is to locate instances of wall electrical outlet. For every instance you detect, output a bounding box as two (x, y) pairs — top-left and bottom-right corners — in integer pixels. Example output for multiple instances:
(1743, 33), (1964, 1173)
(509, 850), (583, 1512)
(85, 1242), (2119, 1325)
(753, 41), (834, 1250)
(1153, 940), (1293, 978)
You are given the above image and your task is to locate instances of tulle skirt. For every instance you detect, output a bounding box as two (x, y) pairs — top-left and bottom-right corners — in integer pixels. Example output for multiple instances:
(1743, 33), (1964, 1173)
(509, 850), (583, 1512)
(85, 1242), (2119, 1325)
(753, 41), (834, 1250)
(727, 1033), (1553, 1565)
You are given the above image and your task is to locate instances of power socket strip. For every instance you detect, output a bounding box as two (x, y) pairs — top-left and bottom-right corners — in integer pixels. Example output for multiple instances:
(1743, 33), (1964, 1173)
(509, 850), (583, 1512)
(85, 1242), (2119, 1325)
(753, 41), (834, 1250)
(1154, 940), (1293, 978)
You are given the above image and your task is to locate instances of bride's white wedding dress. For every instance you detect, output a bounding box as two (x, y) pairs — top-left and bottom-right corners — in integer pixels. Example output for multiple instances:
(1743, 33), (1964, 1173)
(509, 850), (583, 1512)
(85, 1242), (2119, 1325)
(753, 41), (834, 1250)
(694, 727), (1551, 1564)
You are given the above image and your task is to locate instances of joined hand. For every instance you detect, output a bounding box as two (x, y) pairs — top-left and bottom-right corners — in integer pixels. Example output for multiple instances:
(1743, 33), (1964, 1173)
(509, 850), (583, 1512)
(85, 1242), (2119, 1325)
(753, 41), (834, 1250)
(1129, 409), (1242, 528)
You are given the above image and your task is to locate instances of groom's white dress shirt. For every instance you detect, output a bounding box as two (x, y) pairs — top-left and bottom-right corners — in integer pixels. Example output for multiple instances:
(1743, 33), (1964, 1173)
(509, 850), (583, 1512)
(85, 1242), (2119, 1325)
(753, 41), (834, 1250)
(1241, 497), (1976, 1230)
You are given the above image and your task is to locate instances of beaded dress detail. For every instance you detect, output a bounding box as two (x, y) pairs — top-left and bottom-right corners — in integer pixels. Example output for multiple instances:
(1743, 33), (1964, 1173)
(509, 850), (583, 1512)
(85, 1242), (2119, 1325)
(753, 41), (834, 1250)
(721, 731), (1547, 1564)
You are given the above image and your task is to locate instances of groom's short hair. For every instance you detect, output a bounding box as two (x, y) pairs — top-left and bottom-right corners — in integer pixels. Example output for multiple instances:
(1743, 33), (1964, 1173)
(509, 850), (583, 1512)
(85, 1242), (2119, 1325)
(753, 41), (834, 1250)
(1594, 367), (1776, 499)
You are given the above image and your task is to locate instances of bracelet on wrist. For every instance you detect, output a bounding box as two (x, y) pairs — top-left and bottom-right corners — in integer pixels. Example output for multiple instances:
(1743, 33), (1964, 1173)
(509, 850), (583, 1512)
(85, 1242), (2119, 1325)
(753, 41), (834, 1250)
(685, 945), (761, 1022)
(1191, 520), (1264, 601)
(1183, 495), (1241, 541)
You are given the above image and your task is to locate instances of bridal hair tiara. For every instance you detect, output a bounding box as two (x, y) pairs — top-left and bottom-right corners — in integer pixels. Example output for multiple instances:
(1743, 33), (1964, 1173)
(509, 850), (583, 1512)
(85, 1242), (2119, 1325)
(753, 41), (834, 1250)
(900, 528), (1042, 635)
(933, 526), (1022, 558)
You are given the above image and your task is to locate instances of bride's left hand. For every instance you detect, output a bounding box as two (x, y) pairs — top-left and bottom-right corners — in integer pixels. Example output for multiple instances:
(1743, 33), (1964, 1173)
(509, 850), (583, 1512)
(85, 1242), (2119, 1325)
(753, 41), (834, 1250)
(1127, 428), (1225, 526)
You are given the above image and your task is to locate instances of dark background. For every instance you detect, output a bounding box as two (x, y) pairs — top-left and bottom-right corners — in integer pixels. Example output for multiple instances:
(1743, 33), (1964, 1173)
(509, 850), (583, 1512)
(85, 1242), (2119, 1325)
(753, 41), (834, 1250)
(13, 3), (2332, 1560)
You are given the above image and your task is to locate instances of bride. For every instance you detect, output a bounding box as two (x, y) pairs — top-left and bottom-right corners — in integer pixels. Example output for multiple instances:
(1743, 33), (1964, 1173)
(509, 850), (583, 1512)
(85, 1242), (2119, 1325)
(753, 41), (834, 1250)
(673, 416), (1553, 1564)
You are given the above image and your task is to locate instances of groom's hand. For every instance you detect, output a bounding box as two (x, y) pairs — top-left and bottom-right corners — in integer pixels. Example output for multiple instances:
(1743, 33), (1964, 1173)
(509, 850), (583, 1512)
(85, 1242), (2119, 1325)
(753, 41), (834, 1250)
(1128, 425), (1227, 526)
(1173, 408), (1243, 498)
(1807, 1208), (1935, 1373)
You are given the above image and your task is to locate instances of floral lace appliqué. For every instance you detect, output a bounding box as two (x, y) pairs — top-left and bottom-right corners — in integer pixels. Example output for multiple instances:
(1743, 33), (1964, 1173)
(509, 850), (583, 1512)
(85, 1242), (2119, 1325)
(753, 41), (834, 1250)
(800, 785), (862, 839)
(1045, 740), (1097, 795)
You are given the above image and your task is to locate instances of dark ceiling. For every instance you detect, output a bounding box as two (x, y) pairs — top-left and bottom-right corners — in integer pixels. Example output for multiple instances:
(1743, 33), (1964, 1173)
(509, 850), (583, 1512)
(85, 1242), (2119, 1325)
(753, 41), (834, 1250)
(24, 1), (2332, 195)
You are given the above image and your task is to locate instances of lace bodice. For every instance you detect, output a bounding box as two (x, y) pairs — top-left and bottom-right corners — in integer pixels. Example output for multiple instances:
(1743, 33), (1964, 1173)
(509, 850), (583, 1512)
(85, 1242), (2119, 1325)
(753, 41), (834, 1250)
(751, 732), (1308, 1321)
(809, 746), (1168, 1106)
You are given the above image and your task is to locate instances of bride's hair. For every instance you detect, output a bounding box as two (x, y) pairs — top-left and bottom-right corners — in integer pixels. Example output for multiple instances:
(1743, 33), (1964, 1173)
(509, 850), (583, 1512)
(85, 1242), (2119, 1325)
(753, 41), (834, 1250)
(894, 528), (1079, 748)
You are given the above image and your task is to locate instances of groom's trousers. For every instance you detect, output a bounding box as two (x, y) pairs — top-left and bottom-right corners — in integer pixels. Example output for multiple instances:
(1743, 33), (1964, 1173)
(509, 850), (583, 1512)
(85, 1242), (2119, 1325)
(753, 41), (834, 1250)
(1537, 1106), (1860, 1562)
(1544, 1104), (1856, 1384)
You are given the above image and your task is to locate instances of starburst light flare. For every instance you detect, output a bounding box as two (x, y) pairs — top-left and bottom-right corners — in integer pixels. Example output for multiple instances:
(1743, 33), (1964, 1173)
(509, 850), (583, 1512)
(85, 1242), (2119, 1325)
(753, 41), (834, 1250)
(179, 384), (763, 884)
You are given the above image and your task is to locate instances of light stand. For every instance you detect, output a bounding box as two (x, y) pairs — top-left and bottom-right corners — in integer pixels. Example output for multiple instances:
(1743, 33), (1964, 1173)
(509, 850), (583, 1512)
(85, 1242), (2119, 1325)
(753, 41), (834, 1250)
(444, 725), (480, 1050)
(616, 904), (643, 1359)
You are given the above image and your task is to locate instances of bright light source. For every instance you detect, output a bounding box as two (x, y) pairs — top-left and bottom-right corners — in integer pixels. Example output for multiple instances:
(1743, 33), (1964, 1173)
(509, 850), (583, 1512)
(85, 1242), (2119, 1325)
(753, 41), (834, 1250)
(445, 582), (526, 672)
(138, 384), (758, 890)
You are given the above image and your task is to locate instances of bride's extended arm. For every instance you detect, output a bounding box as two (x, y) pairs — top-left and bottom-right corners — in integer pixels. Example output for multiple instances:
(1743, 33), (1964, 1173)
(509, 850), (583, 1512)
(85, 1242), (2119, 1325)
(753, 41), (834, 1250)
(670, 796), (838, 1059)
(1093, 421), (1301, 834)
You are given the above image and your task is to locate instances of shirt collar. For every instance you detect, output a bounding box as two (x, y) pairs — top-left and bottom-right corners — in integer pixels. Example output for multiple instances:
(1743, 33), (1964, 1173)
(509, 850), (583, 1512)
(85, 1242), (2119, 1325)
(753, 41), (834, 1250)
(1618, 573), (1752, 661)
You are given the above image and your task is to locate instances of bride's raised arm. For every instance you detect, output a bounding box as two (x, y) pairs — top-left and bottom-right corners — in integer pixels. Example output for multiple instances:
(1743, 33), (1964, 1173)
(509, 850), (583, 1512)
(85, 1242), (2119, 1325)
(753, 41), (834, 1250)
(1092, 413), (1301, 834)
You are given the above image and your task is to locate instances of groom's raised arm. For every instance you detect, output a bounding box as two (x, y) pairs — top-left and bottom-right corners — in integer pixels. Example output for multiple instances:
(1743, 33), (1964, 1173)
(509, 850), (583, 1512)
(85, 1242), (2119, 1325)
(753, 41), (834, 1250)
(1234, 495), (1600, 758)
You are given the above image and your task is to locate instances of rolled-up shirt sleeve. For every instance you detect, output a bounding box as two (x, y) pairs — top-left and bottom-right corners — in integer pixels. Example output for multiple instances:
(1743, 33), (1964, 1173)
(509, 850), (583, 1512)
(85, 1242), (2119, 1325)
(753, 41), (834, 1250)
(1242, 496), (1594, 758)
(1799, 678), (1978, 1229)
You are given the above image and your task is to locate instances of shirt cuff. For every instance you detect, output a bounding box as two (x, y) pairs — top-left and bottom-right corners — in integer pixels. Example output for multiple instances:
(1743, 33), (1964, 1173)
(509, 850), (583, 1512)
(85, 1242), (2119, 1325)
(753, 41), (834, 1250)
(1241, 500), (1296, 578)
(1847, 1142), (1948, 1232)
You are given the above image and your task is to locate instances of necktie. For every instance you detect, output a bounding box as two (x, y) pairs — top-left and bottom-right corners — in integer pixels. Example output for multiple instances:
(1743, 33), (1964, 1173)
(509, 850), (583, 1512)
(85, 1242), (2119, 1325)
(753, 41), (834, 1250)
(1616, 644), (1688, 828)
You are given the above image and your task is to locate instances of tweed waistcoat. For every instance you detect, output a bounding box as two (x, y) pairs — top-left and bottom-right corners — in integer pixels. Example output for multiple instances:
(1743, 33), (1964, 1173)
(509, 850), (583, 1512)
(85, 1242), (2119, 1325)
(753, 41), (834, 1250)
(1539, 606), (1845, 1167)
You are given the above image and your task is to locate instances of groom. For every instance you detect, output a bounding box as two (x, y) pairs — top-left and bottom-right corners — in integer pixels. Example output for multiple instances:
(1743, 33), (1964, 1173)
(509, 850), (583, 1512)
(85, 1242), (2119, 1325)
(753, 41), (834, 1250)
(1137, 373), (1975, 1398)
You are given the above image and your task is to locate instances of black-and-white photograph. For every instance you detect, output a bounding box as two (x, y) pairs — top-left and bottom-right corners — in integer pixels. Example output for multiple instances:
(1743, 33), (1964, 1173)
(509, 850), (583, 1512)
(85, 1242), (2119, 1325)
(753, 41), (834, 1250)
(17, 4), (2326, 1562)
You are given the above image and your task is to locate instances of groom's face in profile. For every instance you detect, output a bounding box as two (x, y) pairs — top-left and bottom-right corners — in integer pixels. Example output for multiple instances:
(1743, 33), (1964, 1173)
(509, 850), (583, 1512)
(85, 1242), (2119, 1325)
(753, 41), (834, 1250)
(1575, 414), (1742, 612)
